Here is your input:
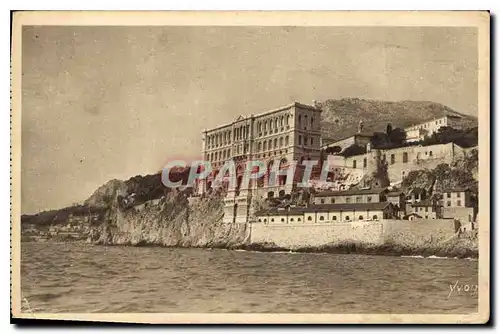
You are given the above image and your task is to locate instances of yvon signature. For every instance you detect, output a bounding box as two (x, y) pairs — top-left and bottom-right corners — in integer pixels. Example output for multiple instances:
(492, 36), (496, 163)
(447, 280), (478, 299)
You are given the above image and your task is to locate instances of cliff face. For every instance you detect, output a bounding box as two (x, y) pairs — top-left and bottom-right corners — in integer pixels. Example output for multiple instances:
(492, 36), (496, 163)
(92, 191), (248, 248)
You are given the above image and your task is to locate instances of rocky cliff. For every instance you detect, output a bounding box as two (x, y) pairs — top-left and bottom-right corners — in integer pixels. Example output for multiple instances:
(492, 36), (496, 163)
(92, 191), (248, 248)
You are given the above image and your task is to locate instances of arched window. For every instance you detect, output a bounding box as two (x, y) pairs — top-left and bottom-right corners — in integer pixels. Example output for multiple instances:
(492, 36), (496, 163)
(268, 140), (272, 150)
(353, 160), (357, 168)
(264, 121), (268, 132)
(304, 136), (308, 146)
(263, 219), (267, 222)
(391, 154), (396, 165)
(332, 216), (337, 221)
(345, 216), (350, 221)
(297, 218), (301, 222)
(271, 218), (274, 222)
(279, 137), (284, 147)
(331, 198), (335, 204)
(263, 141), (267, 151)
(299, 135), (302, 145)
(372, 215), (378, 220)
(363, 158), (367, 168)
(274, 118), (278, 130)
(320, 199), (325, 204)
(281, 218), (285, 222)
(258, 122), (262, 133)
(290, 218), (294, 222)
(319, 216), (324, 221)
(403, 152), (408, 163)
(359, 215), (364, 220)
(429, 151), (433, 157)
(258, 142), (262, 152)
(273, 138), (277, 148)
(298, 115), (302, 127)
(285, 136), (289, 146)
(286, 115), (290, 126)
(307, 216), (312, 221)
(280, 116), (284, 127)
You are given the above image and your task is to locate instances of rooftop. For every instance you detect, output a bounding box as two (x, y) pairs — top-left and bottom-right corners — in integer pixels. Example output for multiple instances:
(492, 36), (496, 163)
(443, 187), (473, 193)
(314, 187), (387, 197)
(204, 102), (320, 133)
(256, 202), (393, 215)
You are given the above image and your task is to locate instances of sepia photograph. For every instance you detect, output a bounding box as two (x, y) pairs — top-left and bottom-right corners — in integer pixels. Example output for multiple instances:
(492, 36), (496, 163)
(10, 11), (490, 324)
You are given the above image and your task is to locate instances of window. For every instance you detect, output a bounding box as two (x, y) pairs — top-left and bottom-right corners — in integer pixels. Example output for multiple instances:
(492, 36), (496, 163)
(372, 215), (378, 220)
(403, 152), (408, 163)
(285, 136), (289, 146)
(298, 135), (302, 145)
(331, 198), (335, 204)
(356, 196), (362, 203)
(304, 136), (308, 146)
(311, 117), (314, 127)
(345, 197), (351, 203)
(298, 115), (302, 126)
(457, 200), (461, 206)
(281, 218), (285, 222)
(273, 138), (277, 148)
(363, 158), (367, 168)
(353, 160), (357, 168)
(258, 219), (262, 222)
(391, 154), (395, 165)
(367, 196), (372, 203)
(263, 141), (267, 151)
(310, 137), (313, 145)
(332, 216), (337, 221)
(447, 193), (451, 198)
(264, 219), (267, 222)
(279, 137), (283, 147)
(297, 218), (301, 222)
(271, 218), (274, 222)
(468, 214), (472, 222)
(307, 216), (312, 221)
(319, 216), (324, 221)
(447, 201), (451, 207)
(345, 216), (350, 221)
(320, 199), (325, 204)
(359, 215), (364, 220)
(425, 207), (429, 212)
(258, 142), (262, 152)
(429, 151), (433, 157)
(290, 218), (294, 222)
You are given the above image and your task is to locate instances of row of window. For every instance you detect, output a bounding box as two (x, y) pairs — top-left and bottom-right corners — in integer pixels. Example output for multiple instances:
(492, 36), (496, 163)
(408, 118), (446, 131)
(298, 135), (314, 146)
(256, 115), (291, 136)
(258, 214), (379, 223)
(256, 136), (290, 152)
(317, 195), (375, 204)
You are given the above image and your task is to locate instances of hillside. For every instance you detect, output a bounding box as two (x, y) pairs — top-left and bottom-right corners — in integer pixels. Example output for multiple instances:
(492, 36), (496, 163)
(318, 98), (478, 142)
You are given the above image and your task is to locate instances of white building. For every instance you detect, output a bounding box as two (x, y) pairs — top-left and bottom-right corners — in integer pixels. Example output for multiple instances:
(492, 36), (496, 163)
(404, 115), (464, 143)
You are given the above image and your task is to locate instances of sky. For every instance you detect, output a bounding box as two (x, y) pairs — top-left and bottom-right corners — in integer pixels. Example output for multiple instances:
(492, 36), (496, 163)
(21, 26), (478, 214)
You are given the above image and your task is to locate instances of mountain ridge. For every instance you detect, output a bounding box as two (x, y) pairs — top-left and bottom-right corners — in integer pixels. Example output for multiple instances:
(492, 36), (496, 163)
(318, 98), (478, 142)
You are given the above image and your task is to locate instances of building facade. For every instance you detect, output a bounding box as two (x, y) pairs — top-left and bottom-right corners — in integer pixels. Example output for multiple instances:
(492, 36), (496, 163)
(404, 115), (464, 143)
(199, 102), (322, 223)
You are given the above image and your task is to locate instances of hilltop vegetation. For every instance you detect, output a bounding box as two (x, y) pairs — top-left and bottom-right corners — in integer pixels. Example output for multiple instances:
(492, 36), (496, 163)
(319, 98), (478, 142)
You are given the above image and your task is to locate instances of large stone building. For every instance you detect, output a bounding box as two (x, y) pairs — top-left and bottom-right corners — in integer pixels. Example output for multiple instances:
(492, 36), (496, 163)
(199, 101), (322, 223)
(404, 115), (464, 143)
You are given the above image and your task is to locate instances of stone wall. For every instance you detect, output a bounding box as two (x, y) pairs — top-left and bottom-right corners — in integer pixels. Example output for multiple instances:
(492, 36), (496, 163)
(382, 219), (459, 246)
(250, 221), (384, 248)
(249, 218), (459, 249)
